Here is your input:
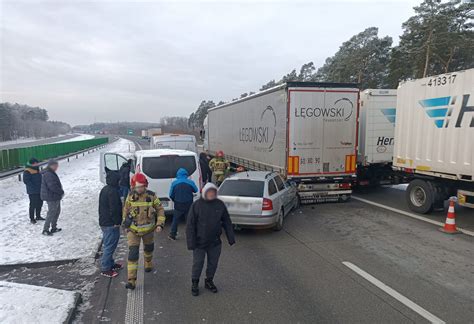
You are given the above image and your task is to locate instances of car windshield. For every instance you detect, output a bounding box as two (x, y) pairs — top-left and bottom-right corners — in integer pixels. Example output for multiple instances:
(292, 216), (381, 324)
(218, 180), (264, 197)
(142, 155), (196, 179)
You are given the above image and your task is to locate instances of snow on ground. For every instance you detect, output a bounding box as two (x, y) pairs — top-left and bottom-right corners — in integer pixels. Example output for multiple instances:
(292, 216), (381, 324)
(0, 134), (68, 147)
(0, 138), (135, 265)
(390, 184), (408, 191)
(0, 281), (77, 324)
(56, 133), (95, 143)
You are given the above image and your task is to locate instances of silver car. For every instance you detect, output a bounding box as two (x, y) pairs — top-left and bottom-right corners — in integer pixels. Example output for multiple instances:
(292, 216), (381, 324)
(218, 171), (300, 231)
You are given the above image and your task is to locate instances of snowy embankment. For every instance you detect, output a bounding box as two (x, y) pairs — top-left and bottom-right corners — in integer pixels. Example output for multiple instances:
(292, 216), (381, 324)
(0, 134), (68, 148)
(55, 133), (95, 143)
(0, 138), (135, 265)
(0, 281), (78, 324)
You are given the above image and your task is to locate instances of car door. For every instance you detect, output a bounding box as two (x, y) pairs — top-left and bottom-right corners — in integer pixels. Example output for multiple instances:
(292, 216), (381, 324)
(99, 152), (130, 184)
(268, 176), (283, 212)
(274, 175), (291, 214)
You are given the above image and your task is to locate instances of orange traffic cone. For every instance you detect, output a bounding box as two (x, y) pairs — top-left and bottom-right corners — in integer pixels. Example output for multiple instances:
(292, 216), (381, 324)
(439, 198), (461, 234)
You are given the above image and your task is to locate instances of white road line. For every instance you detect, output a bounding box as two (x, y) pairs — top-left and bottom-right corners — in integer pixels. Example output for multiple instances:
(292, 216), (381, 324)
(342, 261), (445, 324)
(125, 249), (144, 324)
(352, 196), (474, 237)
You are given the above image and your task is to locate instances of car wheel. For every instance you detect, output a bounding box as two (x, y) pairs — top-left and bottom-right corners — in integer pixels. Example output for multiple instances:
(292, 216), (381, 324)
(274, 208), (284, 231)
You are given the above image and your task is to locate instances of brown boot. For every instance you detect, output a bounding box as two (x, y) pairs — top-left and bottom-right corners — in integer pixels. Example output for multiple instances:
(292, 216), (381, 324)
(125, 279), (136, 290)
(144, 260), (153, 273)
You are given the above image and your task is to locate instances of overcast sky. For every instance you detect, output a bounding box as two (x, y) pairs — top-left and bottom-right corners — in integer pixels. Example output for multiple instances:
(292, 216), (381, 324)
(0, 0), (416, 126)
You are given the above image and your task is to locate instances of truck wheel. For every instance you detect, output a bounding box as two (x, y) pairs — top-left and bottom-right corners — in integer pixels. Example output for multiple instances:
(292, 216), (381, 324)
(406, 180), (434, 214)
(274, 208), (284, 231)
(339, 194), (351, 203)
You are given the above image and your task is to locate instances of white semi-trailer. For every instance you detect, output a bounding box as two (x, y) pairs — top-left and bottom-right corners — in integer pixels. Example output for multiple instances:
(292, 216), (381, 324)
(203, 82), (359, 203)
(357, 89), (409, 186)
(393, 69), (474, 213)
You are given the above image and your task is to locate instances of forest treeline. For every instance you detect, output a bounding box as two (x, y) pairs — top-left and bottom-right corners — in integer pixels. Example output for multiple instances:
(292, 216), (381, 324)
(0, 103), (71, 141)
(188, 0), (473, 129)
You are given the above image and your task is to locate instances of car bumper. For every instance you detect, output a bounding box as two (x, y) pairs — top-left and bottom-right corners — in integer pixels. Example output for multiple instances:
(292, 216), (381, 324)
(229, 213), (278, 227)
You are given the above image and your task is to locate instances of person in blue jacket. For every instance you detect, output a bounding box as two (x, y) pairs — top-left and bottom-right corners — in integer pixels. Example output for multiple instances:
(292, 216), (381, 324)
(23, 158), (45, 224)
(168, 168), (198, 240)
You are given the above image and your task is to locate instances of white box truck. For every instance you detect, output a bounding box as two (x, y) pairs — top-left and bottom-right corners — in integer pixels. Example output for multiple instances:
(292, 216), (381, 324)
(203, 82), (359, 203)
(357, 89), (409, 186)
(393, 69), (474, 213)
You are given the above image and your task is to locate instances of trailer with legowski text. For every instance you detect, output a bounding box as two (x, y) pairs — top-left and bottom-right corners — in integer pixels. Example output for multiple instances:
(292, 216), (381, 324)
(203, 82), (359, 204)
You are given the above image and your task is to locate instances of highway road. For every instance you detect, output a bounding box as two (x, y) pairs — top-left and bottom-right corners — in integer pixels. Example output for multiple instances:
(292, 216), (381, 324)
(82, 188), (474, 323)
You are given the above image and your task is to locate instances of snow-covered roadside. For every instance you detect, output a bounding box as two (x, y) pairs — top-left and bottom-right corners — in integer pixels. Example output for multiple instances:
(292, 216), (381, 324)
(390, 184), (409, 191)
(0, 138), (135, 265)
(56, 134), (95, 143)
(0, 281), (78, 324)
(0, 134), (68, 147)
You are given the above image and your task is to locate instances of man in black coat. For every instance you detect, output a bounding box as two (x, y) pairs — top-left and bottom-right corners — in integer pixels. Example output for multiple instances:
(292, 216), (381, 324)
(199, 152), (212, 185)
(40, 160), (64, 236)
(98, 171), (123, 278)
(186, 182), (235, 296)
(23, 157), (45, 224)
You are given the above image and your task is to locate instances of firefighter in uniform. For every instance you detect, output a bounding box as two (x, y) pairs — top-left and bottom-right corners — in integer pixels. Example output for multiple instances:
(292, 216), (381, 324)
(122, 173), (165, 290)
(209, 151), (230, 186)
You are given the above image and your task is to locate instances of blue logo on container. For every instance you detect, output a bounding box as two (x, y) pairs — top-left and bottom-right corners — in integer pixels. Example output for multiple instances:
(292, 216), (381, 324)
(419, 96), (452, 128)
(380, 108), (396, 125)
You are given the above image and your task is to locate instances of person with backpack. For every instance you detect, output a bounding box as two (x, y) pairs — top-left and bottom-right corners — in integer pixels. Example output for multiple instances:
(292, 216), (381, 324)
(168, 168), (198, 241)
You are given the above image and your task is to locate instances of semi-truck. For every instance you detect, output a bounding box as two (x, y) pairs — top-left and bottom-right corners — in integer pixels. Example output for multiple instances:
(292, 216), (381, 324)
(203, 82), (359, 204)
(356, 89), (409, 186)
(393, 69), (474, 213)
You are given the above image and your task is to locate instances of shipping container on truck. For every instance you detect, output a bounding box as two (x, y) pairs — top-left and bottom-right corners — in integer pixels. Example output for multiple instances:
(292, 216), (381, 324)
(204, 82), (359, 203)
(357, 89), (409, 186)
(393, 69), (474, 213)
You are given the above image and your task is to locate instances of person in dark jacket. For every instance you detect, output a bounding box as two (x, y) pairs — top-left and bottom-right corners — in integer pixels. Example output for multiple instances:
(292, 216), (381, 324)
(186, 182), (235, 296)
(40, 159), (64, 236)
(119, 159), (132, 198)
(168, 168), (198, 240)
(98, 171), (123, 278)
(199, 152), (212, 185)
(23, 158), (45, 224)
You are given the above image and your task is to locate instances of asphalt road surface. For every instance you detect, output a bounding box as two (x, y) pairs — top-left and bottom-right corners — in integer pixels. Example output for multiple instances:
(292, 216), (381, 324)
(0, 134), (79, 149)
(83, 193), (474, 323)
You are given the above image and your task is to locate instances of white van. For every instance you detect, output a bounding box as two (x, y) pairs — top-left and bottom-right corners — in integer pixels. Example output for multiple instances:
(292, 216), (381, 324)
(151, 134), (197, 153)
(100, 149), (201, 212)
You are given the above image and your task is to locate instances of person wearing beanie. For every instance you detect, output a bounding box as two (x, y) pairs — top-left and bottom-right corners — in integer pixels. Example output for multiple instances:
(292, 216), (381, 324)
(122, 172), (166, 290)
(23, 158), (44, 224)
(186, 182), (235, 296)
(40, 159), (64, 236)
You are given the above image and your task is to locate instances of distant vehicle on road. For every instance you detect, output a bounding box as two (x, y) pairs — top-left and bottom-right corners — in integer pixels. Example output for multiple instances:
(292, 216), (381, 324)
(203, 82), (359, 204)
(151, 134), (197, 153)
(218, 171), (299, 230)
(100, 149), (201, 213)
(393, 68), (474, 213)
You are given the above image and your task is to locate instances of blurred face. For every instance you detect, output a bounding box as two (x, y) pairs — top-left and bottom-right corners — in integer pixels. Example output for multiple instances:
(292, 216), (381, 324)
(32, 162), (39, 167)
(50, 164), (59, 172)
(205, 188), (217, 201)
(135, 185), (146, 194)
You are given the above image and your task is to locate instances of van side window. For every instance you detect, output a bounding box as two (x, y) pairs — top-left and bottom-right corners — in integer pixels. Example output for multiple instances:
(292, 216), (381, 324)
(268, 179), (278, 196)
(274, 175), (285, 191)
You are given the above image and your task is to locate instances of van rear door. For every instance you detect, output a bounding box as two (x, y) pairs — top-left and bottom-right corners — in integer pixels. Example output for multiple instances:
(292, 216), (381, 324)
(99, 152), (130, 184)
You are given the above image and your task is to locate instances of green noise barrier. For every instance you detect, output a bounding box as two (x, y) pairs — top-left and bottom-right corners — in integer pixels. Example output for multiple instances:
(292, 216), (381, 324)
(0, 137), (109, 171)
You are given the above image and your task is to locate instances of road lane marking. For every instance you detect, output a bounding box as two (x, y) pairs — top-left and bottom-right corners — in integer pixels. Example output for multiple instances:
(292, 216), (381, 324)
(342, 261), (445, 324)
(352, 196), (474, 237)
(125, 248), (144, 324)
